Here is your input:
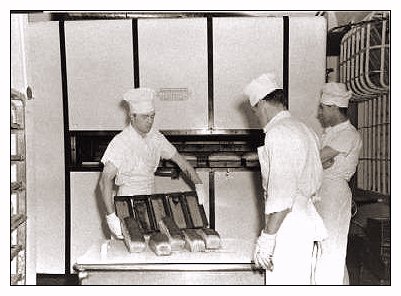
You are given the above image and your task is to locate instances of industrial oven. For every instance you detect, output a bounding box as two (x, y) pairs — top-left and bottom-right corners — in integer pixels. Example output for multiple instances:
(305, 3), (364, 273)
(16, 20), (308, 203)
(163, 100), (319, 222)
(25, 14), (327, 283)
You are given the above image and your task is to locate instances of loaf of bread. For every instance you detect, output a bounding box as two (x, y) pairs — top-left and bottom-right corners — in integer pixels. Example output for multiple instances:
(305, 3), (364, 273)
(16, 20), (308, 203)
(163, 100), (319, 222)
(196, 228), (221, 249)
(182, 229), (206, 252)
(121, 216), (146, 253)
(149, 232), (172, 256)
(158, 216), (185, 251)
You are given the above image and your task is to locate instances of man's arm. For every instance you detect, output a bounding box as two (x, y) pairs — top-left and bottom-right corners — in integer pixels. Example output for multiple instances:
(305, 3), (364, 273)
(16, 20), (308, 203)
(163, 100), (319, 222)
(170, 152), (207, 204)
(320, 145), (340, 169)
(99, 161), (123, 239)
(264, 209), (291, 234)
(99, 161), (118, 215)
(320, 145), (340, 163)
(170, 152), (202, 184)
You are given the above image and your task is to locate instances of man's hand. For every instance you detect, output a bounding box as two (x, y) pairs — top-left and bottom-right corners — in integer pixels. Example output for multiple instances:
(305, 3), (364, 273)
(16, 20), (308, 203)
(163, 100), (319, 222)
(195, 184), (207, 205)
(253, 231), (277, 271)
(320, 146), (340, 169)
(106, 212), (123, 239)
(322, 158), (334, 169)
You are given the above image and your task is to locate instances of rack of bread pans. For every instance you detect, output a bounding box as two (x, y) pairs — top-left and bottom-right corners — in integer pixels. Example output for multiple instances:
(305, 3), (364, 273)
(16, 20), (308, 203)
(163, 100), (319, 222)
(114, 191), (221, 255)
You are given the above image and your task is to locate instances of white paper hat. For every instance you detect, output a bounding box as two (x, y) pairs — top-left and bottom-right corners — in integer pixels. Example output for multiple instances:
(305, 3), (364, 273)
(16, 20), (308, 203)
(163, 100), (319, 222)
(123, 88), (155, 114)
(320, 82), (352, 108)
(244, 73), (281, 107)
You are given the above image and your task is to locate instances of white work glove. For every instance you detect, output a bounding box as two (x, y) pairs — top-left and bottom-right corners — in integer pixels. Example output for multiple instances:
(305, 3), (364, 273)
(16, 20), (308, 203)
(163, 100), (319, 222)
(106, 212), (123, 239)
(195, 184), (207, 205)
(253, 231), (276, 271)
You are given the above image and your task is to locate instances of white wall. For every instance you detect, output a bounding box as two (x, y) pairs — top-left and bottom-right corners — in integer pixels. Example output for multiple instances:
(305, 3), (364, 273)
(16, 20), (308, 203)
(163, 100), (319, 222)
(65, 18), (209, 131)
(27, 21), (65, 274)
(138, 18), (209, 130)
(65, 20), (134, 130)
(288, 17), (327, 135)
(213, 17), (283, 129)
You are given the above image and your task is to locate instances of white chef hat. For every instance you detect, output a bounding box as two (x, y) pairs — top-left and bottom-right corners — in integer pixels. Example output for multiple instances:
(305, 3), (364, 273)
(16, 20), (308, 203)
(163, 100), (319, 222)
(244, 73), (281, 107)
(320, 82), (352, 108)
(123, 88), (155, 114)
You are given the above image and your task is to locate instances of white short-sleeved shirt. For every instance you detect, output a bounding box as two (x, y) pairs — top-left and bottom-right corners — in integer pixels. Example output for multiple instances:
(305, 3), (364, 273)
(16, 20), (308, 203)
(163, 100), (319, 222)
(101, 125), (177, 195)
(321, 120), (362, 181)
(259, 111), (323, 214)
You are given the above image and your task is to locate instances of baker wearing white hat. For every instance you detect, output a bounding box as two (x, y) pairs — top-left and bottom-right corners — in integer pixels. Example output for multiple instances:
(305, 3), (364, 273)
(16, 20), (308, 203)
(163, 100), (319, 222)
(99, 88), (207, 239)
(244, 74), (326, 284)
(315, 82), (362, 285)
(124, 87), (156, 135)
(244, 73), (281, 107)
(317, 82), (353, 129)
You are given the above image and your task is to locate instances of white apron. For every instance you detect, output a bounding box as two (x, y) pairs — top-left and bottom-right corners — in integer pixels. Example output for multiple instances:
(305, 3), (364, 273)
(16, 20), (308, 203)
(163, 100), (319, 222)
(314, 177), (352, 284)
(314, 121), (362, 285)
(115, 140), (160, 196)
(257, 146), (326, 285)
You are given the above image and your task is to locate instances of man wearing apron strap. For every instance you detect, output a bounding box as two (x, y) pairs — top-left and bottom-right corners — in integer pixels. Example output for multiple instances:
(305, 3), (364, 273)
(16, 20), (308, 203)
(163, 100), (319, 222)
(244, 73), (327, 285)
(99, 88), (207, 239)
(315, 82), (362, 284)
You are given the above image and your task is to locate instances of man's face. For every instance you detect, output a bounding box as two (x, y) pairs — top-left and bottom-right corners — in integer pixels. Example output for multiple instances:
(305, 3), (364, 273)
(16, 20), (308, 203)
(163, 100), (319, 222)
(317, 103), (335, 128)
(251, 100), (269, 127)
(130, 111), (155, 135)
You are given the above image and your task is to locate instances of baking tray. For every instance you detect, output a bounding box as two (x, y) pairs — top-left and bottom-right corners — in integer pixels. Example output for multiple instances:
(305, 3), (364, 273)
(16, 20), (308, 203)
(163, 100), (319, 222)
(114, 191), (208, 234)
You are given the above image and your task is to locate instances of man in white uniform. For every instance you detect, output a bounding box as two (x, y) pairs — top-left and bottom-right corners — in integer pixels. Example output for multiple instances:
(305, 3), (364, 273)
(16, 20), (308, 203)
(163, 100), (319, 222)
(315, 82), (362, 285)
(244, 73), (327, 285)
(99, 88), (207, 239)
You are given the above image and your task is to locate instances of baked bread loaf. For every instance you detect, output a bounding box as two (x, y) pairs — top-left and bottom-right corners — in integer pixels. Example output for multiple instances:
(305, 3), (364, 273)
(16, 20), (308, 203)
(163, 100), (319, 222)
(149, 232), (172, 256)
(196, 228), (221, 249)
(121, 216), (146, 253)
(182, 229), (206, 252)
(158, 216), (185, 251)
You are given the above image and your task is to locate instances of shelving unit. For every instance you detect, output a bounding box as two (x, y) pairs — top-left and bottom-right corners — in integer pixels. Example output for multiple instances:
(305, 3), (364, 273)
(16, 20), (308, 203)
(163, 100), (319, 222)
(11, 88), (27, 285)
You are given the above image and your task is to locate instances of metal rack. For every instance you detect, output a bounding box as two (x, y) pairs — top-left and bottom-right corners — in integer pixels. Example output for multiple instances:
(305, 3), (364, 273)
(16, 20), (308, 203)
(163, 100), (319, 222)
(340, 11), (390, 198)
(340, 11), (391, 284)
(11, 88), (27, 285)
(340, 11), (389, 99)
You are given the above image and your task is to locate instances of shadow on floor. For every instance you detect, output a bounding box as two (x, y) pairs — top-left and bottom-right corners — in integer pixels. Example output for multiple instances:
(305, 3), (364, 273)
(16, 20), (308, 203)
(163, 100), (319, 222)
(36, 274), (79, 286)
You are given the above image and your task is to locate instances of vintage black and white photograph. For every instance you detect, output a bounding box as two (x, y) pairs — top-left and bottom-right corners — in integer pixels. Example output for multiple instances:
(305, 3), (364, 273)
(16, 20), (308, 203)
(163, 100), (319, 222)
(9, 9), (391, 287)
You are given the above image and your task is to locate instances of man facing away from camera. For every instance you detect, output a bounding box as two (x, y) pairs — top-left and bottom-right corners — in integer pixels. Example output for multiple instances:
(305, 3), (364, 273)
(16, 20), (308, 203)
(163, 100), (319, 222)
(244, 73), (327, 285)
